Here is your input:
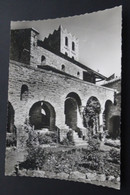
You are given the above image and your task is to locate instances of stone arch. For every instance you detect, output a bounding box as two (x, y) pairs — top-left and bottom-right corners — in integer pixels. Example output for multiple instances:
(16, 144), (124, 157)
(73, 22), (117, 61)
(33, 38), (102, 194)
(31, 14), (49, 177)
(64, 92), (82, 130)
(66, 92), (81, 108)
(103, 100), (113, 131)
(6, 101), (16, 147)
(109, 115), (120, 139)
(83, 96), (101, 135)
(20, 84), (29, 100)
(7, 101), (15, 133)
(29, 101), (56, 131)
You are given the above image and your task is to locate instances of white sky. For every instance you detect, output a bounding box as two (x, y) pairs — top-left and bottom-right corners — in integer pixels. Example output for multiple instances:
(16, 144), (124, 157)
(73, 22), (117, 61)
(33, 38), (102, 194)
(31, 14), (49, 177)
(11, 6), (122, 77)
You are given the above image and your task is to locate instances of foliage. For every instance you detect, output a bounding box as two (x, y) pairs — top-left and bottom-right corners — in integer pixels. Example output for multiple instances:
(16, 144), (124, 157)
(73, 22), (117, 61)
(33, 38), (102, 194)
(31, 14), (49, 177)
(26, 129), (58, 146)
(6, 133), (16, 147)
(60, 130), (74, 146)
(67, 130), (74, 142)
(19, 146), (49, 170)
(83, 97), (100, 130)
(87, 136), (100, 151)
(109, 148), (120, 164)
(38, 132), (57, 145)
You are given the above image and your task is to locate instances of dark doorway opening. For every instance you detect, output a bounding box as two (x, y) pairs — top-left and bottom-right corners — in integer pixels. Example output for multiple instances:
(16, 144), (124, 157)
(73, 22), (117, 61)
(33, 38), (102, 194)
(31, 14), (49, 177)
(29, 101), (56, 131)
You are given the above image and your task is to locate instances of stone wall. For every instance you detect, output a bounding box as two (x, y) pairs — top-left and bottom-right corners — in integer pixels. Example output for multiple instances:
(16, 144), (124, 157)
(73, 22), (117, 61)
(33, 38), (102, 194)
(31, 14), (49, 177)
(103, 79), (121, 137)
(8, 60), (115, 143)
(10, 29), (31, 64)
(11, 28), (83, 80)
(30, 43), (83, 80)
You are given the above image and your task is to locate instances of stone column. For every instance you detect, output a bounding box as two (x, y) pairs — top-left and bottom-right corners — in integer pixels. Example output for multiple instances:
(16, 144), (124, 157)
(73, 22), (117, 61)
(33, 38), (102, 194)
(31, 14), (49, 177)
(77, 106), (87, 138)
(99, 109), (104, 133)
(77, 107), (84, 129)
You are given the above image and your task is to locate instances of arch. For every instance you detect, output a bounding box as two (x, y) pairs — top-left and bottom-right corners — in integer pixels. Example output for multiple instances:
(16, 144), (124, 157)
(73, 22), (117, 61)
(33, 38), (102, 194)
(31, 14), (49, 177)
(41, 55), (46, 65)
(7, 101), (15, 133)
(109, 115), (120, 139)
(83, 96), (101, 135)
(65, 98), (77, 130)
(20, 84), (29, 100)
(29, 101), (56, 131)
(65, 36), (68, 46)
(64, 92), (82, 130)
(66, 92), (81, 108)
(103, 100), (113, 131)
(72, 41), (75, 51)
(6, 102), (17, 147)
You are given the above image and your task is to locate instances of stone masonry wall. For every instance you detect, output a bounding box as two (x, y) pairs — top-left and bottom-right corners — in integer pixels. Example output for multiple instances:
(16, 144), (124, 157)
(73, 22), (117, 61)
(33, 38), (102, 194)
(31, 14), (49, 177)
(8, 60), (115, 143)
(10, 29), (31, 64)
(30, 44), (86, 80)
(103, 79), (121, 116)
(103, 79), (121, 136)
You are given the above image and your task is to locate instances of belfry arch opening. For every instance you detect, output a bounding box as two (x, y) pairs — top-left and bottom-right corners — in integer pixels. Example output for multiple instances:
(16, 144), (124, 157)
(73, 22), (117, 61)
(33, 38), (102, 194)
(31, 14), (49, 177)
(64, 92), (81, 130)
(83, 96), (101, 135)
(29, 101), (56, 131)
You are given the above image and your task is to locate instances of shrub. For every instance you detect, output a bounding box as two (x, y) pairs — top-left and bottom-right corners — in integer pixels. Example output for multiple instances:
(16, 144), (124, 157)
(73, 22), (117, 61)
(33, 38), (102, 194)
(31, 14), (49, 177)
(67, 130), (74, 142)
(19, 146), (48, 170)
(38, 132), (58, 145)
(60, 130), (74, 146)
(109, 149), (120, 164)
(87, 137), (100, 151)
(60, 137), (70, 146)
(6, 133), (16, 147)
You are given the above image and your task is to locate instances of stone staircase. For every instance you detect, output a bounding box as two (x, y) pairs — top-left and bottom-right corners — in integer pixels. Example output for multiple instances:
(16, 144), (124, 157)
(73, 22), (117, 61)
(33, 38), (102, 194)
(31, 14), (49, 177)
(72, 130), (88, 146)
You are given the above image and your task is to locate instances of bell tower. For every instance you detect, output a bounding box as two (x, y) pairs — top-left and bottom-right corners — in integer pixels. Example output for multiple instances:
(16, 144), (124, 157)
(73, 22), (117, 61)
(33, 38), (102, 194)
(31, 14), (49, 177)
(59, 25), (79, 61)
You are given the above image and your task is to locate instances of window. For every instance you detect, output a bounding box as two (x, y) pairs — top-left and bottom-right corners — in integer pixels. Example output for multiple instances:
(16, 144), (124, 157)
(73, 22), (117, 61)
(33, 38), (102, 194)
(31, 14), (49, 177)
(61, 64), (65, 72)
(65, 37), (68, 46)
(72, 41), (75, 51)
(77, 72), (80, 76)
(65, 52), (68, 56)
(41, 55), (46, 65)
(33, 35), (37, 47)
(20, 85), (29, 100)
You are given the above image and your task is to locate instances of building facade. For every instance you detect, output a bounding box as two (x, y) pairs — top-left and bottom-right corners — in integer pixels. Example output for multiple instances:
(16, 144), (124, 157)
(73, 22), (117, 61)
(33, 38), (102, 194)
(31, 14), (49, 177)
(7, 26), (117, 148)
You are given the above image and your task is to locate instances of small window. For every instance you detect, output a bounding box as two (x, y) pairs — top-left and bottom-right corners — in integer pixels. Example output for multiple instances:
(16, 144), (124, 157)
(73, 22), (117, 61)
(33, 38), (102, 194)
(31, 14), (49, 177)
(20, 85), (28, 100)
(33, 35), (37, 47)
(77, 72), (80, 76)
(65, 37), (68, 46)
(41, 55), (46, 65)
(61, 64), (65, 72)
(65, 52), (68, 56)
(72, 42), (75, 51)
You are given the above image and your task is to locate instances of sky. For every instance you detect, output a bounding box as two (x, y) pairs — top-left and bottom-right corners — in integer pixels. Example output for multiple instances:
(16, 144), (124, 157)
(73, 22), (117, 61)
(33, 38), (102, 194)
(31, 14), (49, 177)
(11, 6), (122, 77)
